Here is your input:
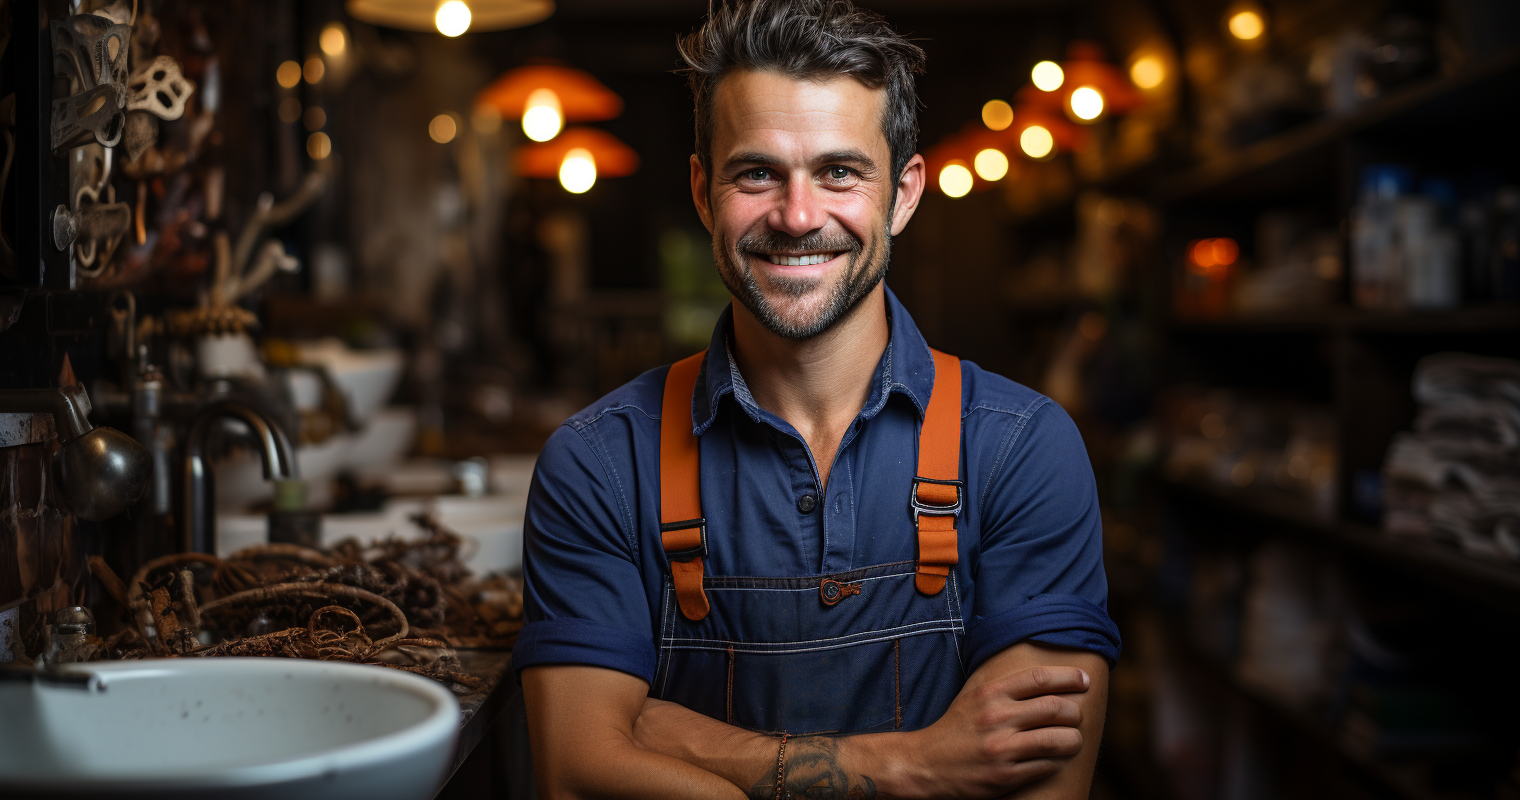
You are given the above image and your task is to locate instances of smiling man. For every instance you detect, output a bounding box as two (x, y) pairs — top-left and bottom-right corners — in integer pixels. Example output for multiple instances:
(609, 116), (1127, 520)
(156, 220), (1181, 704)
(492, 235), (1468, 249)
(516, 2), (1120, 798)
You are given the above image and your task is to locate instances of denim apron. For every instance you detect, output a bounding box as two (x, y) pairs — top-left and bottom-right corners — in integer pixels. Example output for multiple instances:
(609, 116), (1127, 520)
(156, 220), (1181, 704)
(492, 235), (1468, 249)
(652, 351), (967, 735)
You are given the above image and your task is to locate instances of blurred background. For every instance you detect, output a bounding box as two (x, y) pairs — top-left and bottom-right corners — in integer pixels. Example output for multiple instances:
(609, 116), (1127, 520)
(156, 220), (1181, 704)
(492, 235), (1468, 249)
(4, 0), (1520, 798)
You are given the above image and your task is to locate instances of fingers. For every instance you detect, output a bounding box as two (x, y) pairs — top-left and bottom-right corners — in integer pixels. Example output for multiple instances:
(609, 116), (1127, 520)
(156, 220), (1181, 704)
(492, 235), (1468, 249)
(989, 725), (1084, 764)
(997, 665), (1089, 701)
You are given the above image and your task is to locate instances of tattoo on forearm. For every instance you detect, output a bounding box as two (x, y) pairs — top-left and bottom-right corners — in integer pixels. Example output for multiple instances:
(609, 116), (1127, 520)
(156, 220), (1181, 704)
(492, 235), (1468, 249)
(747, 737), (877, 800)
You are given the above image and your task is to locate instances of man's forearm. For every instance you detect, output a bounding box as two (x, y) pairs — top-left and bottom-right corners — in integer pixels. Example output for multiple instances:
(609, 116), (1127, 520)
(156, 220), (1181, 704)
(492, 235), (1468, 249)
(633, 701), (915, 798)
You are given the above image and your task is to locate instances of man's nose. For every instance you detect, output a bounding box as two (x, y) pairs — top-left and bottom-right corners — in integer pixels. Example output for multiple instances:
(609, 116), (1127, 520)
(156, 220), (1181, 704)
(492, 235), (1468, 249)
(767, 176), (828, 237)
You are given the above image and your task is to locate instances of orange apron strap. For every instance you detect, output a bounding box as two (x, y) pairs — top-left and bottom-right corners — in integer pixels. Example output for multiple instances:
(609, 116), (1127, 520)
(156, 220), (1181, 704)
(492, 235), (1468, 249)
(914, 349), (963, 595)
(661, 352), (710, 621)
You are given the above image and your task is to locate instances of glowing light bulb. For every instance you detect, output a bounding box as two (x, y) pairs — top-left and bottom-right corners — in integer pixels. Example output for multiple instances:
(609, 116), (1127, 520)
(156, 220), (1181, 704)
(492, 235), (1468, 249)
(939, 161), (973, 197)
(1020, 125), (1054, 159)
(1031, 61), (1064, 92)
(1069, 86), (1104, 121)
(559, 148), (597, 193)
(306, 132), (331, 160)
(429, 113), (458, 144)
(522, 88), (563, 142)
(981, 99), (1014, 131)
(1130, 56), (1164, 89)
(435, 0), (472, 37)
(320, 23), (348, 57)
(276, 60), (302, 89)
(973, 148), (1009, 181)
(1228, 10), (1264, 40)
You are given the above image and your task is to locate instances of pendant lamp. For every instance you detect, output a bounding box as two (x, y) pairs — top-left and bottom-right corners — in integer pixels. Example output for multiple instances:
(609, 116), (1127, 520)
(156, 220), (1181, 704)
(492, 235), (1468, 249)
(516, 127), (639, 180)
(347, 0), (554, 35)
(476, 64), (624, 124)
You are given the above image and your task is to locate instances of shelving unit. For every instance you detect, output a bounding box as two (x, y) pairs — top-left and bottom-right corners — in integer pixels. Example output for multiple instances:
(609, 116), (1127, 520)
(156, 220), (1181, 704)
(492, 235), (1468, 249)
(1165, 478), (1520, 617)
(1077, 30), (1520, 800)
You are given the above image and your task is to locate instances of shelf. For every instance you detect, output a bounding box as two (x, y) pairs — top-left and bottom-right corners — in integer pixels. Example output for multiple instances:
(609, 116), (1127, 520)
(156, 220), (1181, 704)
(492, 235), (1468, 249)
(1165, 478), (1520, 617)
(1152, 607), (1448, 800)
(1165, 307), (1520, 336)
(1157, 49), (1520, 204)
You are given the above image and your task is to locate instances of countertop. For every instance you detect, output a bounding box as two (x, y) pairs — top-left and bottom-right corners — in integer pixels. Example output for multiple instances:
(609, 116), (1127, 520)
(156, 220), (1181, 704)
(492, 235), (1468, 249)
(446, 649), (519, 778)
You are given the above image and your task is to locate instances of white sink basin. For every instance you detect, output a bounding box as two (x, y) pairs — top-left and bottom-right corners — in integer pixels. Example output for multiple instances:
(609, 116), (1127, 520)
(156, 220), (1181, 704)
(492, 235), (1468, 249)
(0, 658), (459, 800)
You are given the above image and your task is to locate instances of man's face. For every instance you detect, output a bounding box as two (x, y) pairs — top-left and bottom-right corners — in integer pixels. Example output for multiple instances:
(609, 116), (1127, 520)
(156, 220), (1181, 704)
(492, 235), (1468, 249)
(691, 70), (924, 339)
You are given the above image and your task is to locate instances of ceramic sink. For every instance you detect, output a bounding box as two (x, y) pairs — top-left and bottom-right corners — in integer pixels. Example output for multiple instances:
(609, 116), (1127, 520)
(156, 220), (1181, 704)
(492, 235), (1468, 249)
(0, 657), (459, 800)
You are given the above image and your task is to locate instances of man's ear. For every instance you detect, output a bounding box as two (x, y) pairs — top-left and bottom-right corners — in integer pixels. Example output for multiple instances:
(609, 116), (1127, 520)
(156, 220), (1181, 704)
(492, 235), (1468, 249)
(690, 154), (714, 233)
(889, 153), (926, 236)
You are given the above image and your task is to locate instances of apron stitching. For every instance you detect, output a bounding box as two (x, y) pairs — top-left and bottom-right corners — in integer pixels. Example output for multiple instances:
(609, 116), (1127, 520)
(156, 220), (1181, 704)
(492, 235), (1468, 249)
(893, 638), (902, 730)
(663, 618), (961, 646)
(726, 645), (736, 724)
(946, 571), (967, 674)
(703, 571), (913, 592)
(661, 625), (964, 655)
(658, 580), (676, 696)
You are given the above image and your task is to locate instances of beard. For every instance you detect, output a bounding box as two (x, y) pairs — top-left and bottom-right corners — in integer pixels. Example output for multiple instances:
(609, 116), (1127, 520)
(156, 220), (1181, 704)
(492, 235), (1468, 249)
(713, 226), (891, 340)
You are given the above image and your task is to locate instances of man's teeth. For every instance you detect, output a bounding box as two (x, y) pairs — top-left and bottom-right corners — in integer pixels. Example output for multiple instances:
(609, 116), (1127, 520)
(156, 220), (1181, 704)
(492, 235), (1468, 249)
(768, 253), (834, 266)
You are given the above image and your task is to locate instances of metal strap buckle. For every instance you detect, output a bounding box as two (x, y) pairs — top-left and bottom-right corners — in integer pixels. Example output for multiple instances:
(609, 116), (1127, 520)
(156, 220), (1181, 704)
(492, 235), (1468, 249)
(910, 477), (963, 523)
(660, 518), (708, 562)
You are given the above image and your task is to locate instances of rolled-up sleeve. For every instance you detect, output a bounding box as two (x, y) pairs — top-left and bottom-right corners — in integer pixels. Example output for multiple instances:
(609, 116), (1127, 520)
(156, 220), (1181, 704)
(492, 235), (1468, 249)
(964, 401), (1121, 672)
(515, 423), (657, 684)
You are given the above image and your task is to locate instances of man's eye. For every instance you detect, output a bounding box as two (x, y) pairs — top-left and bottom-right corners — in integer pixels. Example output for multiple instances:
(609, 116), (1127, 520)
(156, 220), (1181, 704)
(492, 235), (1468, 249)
(828, 167), (852, 180)
(744, 169), (772, 181)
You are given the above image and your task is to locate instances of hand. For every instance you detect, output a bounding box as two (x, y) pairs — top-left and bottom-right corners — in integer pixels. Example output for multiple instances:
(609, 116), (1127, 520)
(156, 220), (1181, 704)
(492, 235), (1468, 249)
(895, 665), (1089, 799)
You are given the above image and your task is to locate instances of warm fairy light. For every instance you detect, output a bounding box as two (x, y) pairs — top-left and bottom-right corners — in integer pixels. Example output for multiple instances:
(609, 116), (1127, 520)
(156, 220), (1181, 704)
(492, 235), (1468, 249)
(1188, 238), (1240, 274)
(1031, 61), (1065, 92)
(981, 99), (1014, 131)
(319, 22), (348, 57)
(973, 148), (1009, 181)
(303, 56), (325, 84)
(429, 113), (458, 144)
(435, 0), (472, 36)
(521, 88), (563, 142)
(306, 132), (331, 160)
(278, 97), (302, 123)
(276, 60), (302, 89)
(1130, 56), (1165, 89)
(1069, 86), (1104, 121)
(938, 161), (973, 197)
(1228, 10), (1265, 40)
(559, 148), (597, 193)
(1020, 125), (1054, 159)
(303, 106), (326, 131)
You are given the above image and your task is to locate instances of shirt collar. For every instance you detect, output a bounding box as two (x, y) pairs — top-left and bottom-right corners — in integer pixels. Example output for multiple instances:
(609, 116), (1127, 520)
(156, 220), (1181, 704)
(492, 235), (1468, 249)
(689, 285), (936, 436)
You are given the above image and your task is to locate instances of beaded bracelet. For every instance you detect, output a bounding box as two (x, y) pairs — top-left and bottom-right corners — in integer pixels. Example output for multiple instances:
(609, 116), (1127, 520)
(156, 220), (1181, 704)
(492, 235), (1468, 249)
(773, 733), (789, 800)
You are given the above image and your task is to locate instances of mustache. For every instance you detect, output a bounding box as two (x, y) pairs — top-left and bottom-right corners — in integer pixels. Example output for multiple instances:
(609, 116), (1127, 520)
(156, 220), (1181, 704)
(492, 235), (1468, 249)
(737, 230), (861, 255)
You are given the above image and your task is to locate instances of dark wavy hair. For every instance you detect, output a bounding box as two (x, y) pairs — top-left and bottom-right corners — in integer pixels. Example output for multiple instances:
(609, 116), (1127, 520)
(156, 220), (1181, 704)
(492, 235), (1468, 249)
(676, 0), (926, 188)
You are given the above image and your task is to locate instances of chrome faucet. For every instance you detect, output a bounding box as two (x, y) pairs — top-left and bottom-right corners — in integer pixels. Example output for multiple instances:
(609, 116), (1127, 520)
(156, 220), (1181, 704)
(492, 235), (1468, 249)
(0, 386), (151, 520)
(181, 401), (298, 555)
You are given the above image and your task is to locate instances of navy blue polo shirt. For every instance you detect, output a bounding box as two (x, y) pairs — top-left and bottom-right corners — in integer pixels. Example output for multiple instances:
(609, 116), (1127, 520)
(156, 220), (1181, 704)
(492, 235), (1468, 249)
(516, 288), (1120, 685)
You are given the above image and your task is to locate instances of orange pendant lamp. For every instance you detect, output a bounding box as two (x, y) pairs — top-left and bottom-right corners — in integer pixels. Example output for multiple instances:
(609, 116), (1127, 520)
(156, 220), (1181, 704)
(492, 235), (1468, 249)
(517, 127), (639, 193)
(476, 64), (623, 131)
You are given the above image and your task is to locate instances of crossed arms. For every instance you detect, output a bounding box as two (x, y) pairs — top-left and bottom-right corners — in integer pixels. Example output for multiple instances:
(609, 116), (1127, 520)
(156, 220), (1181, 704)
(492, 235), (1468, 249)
(523, 640), (1107, 800)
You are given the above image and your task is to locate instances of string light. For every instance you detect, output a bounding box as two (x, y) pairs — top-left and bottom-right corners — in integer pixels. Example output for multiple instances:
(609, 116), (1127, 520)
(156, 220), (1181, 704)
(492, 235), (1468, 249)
(1020, 125), (1054, 159)
(320, 22), (348, 57)
(981, 99), (1014, 131)
(276, 60), (302, 89)
(303, 106), (326, 131)
(435, 0), (472, 37)
(303, 56), (325, 84)
(559, 148), (597, 193)
(1228, 10), (1264, 40)
(938, 161), (973, 197)
(1188, 238), (1239, 274)
(278, 98), (302, 123)
(1069, 86), (1104, 121)
(973, 148), (1009, 181)
(522, 88), (563, 142)
(1031, 61), (1065, 92)
(306, 132), (331, 160)
(1130, 56), (1165, 89)
(429, 113), (458, 144)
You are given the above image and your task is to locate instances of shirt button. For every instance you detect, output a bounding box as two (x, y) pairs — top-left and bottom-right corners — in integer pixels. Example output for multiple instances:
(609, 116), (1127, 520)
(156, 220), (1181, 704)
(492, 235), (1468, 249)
(797, 494), (817, 513)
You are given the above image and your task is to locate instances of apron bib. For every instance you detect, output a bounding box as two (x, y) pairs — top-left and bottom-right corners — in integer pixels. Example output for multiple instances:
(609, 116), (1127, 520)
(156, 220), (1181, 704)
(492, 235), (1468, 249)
(654, 350), (967, 734)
